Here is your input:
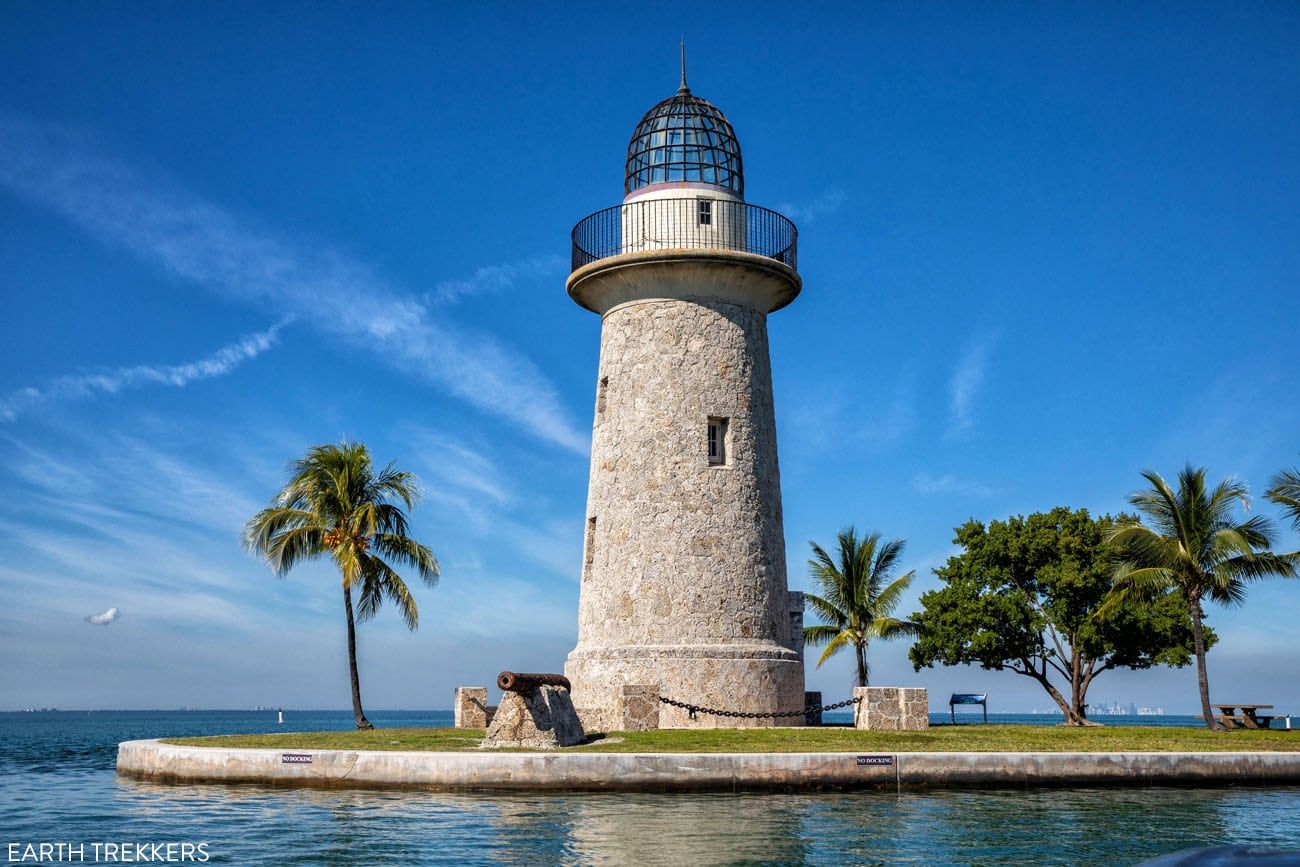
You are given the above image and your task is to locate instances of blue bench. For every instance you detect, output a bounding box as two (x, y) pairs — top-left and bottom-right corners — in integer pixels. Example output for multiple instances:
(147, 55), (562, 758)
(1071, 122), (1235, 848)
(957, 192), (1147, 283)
(950, 693), (987, 724)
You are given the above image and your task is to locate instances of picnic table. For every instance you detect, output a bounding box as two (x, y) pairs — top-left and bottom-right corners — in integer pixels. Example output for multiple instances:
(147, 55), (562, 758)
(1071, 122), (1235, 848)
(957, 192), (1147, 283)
(1210, 703), (1276, 730)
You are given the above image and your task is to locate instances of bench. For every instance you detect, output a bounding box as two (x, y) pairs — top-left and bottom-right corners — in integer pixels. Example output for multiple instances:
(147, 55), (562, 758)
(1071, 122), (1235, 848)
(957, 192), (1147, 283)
(1211, 704), (1275, 730)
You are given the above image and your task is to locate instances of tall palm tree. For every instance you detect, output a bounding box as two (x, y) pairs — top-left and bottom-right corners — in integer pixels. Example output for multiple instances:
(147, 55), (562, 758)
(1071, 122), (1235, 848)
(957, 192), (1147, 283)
(243, 441), (439, 730)
(1105, 466), (1294, 731)
(1265, 459), (1300, 532)
(803, 527), (919, 688)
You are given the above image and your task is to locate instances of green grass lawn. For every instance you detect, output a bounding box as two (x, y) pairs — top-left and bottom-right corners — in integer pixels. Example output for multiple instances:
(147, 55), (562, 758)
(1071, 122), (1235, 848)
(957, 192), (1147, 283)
(164, 724), (1300, 753)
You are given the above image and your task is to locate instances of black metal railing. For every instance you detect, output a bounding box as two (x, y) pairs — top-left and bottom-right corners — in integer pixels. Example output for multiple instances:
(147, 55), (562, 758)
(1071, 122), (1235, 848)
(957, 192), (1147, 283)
(571, 198), (797, 273)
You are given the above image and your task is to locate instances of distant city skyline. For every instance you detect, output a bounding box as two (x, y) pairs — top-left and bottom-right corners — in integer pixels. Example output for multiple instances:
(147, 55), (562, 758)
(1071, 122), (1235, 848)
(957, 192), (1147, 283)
(2, 4), (1298, 714)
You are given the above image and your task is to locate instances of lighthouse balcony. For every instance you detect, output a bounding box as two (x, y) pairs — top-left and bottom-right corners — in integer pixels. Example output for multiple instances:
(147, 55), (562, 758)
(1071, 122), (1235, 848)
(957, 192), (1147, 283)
(571, 198), (797, 274)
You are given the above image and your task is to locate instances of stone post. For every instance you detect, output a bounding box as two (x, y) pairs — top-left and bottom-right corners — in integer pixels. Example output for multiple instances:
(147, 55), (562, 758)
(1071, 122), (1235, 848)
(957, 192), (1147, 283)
(618, 685), (660, 731)
(853, 687), (929, 731)
(454, 687), (489, 728)
(804, 691), (822, 727)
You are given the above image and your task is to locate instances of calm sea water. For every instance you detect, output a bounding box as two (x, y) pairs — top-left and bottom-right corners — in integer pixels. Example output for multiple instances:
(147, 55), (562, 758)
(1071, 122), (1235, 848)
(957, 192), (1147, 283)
(3, 710), (1300, 865)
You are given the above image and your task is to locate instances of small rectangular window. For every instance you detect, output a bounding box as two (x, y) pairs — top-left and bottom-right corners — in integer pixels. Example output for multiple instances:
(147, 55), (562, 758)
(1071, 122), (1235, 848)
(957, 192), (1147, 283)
(698, 199), (713, 226)
(707, 417), (728, 465)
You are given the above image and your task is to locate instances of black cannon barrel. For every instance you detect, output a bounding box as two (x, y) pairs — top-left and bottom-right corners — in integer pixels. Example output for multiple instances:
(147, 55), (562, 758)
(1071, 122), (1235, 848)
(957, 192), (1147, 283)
(497, 671), (571, 693)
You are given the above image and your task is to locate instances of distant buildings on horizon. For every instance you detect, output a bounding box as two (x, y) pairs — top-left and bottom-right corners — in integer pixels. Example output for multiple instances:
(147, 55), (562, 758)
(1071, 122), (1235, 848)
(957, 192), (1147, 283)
(1027, 702), (1165, 716)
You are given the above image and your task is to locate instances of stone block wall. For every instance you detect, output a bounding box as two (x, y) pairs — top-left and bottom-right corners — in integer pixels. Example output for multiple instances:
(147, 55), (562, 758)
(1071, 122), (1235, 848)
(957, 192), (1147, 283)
(853, 687), (929, 731)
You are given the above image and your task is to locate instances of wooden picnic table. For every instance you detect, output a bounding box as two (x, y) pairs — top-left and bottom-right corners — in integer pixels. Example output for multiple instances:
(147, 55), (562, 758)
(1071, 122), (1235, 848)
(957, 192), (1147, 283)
(1210, 703), (1275, 730)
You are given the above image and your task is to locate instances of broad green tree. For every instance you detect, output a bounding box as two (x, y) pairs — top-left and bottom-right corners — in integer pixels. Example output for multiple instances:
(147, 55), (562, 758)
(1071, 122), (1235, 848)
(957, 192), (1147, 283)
(910, 507), (1205, 725)
(1106, 466), (1295, 731)
(1266, 459), (1300, 532)
(803, 528), (919, 688)
(244, 441), (439, 730)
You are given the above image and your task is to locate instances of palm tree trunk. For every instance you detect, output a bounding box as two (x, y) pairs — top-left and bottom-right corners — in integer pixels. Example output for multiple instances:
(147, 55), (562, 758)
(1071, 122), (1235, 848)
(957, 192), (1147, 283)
(343, 583), (373, 731)
(1189, 594), (1222, 732)
(855, 643), (868, 688)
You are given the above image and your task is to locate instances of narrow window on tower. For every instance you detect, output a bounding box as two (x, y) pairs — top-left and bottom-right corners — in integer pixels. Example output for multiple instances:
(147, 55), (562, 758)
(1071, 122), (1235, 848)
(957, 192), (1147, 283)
(583, 517), (597, 581)
(707, 417), (728, 465)
(596, 375), (609, 417)
(698, 198), (713, 225)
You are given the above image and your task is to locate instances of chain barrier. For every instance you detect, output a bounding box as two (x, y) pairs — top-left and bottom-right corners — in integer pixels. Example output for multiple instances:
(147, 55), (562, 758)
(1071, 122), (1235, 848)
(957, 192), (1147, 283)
(659, 695), (861, 721)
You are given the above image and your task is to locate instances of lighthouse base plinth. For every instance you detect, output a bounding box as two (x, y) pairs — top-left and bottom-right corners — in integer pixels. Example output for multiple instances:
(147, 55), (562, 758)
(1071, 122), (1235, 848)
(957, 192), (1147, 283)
(566, 644), (804, 730)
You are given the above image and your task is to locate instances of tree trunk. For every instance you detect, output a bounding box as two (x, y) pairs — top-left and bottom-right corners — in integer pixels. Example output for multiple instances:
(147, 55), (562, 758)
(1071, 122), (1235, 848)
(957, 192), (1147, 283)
(1070, 650), (1083, 721)
(1036, 672), (1089, 725)
(856, 642), (868, 688)
(1189, 594), (1222, 732)
(343, 583), (373, 730)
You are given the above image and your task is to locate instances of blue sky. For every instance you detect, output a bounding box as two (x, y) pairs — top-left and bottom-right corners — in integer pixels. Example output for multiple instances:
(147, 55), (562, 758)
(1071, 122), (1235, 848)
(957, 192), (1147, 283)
(2, 2), (1297, 713)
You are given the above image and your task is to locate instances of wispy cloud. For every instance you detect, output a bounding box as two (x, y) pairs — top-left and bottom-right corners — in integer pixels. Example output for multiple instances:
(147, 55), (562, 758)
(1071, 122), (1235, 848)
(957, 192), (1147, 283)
(0, 113), (587, 454)
(430, 255), (564, 306)
(778, 189), (845, 225)
(0, 322), (284, 422)
(948, 334), (998, 437)
(912, 473), (996, 497)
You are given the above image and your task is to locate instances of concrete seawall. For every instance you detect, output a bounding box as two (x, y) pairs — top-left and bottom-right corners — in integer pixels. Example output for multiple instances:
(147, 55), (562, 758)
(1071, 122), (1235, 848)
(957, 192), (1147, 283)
(117, 740), (1300, 792)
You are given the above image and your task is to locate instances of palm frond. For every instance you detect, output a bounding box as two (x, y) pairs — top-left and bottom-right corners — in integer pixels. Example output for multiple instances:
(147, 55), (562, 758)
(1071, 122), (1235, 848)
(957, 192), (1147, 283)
(1265, 465), (1300, 531)
(802, 623), (841, 647)
(816, 628), (856, 668)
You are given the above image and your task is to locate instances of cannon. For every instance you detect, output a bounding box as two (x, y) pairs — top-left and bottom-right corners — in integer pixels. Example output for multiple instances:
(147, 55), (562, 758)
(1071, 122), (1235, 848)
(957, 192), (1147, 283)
(497, 671), (571, 693)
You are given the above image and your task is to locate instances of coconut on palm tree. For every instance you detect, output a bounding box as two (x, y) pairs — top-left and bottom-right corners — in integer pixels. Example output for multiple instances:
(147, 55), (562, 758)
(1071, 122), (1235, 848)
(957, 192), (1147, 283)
(803, 527), (919, 688)
(243, 441), (439, 730)
(1105, 466), (1295, 731)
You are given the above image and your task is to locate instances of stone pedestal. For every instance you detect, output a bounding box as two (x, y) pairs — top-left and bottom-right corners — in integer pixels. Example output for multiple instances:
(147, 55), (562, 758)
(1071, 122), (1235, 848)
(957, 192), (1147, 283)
(853, 687), (929, 731)
(454, 687), (492, 729)
(481, 686), (586, 749)
(804, 691), (823, 727)
(617, 685), (660, 731)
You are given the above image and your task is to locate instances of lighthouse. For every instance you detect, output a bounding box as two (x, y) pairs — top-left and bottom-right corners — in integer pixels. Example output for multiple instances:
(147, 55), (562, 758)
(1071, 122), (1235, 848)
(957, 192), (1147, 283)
(564, 58), (805, 728)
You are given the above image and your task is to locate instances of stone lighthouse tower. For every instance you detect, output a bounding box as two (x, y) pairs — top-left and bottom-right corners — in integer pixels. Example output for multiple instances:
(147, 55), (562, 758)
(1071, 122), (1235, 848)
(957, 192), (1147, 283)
(564, 61), (804, 728)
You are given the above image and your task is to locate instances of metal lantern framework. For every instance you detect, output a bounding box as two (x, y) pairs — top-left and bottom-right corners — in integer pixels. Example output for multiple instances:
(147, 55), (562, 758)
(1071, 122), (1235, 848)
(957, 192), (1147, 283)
(624, 86), (744, 197)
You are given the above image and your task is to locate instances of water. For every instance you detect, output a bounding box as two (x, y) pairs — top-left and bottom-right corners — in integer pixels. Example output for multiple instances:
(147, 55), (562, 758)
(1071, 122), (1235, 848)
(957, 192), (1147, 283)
(3, 710), (1300, 865)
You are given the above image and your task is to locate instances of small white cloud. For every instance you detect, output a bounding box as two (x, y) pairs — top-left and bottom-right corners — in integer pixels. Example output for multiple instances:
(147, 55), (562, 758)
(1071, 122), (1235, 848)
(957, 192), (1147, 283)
(85, 607), (121, 625)
(777, 189), (845, 225)
(430, 255), (564, 306)
(912, 473), (996, 497)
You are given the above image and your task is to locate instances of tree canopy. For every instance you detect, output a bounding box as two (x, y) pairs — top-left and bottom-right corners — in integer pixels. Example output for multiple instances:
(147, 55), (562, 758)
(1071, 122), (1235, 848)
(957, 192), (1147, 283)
(909, 507), (1208, 724)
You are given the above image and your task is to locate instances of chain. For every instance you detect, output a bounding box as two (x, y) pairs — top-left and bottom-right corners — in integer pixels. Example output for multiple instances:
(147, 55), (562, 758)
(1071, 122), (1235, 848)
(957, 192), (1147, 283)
(658, 695), (861, 721)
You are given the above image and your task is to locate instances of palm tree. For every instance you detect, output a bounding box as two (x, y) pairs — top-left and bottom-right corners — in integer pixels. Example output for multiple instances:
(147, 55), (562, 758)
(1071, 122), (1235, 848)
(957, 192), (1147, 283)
(1265, 459), (1300, 532)
(1105, 466), (1294, 731)
(243, 441), (439, 730)
(803, 527), (919, 688)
